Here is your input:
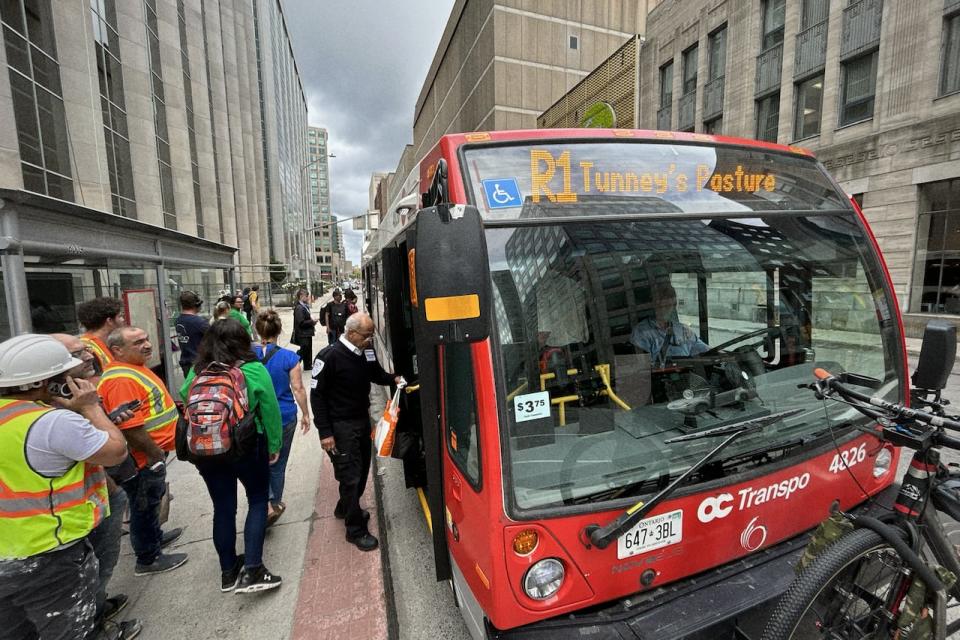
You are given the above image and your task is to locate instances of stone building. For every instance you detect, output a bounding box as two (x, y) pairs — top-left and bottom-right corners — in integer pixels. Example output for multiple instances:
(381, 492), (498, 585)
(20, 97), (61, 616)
(307, 126), (339, 283)
(0, 0), (307, 385)
(383, 0), (658, 207)
(537, 0), (960, 335)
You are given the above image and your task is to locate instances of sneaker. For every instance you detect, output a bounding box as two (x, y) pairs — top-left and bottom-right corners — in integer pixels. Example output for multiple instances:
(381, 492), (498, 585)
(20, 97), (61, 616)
(101, 594), (128, 621)
(235, 565), (282, 594)
(220, 554), (245, 592)
(97, 618), (143, 640)
(134, 552), (188, 576)
(160, 527), (183, 549)
(345, 532), (379, 552)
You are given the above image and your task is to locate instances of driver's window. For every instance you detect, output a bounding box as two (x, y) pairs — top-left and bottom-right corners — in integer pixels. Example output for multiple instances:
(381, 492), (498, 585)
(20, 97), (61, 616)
(707, 270), (770, 357)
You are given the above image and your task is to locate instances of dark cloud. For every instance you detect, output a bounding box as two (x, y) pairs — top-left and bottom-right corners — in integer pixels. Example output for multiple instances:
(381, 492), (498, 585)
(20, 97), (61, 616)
(283, 0), (456, 267)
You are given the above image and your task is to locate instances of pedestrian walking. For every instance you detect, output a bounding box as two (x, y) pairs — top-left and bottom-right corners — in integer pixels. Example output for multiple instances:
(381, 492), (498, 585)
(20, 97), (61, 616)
(322, 289), (348, 345)
(292, 288), (317, 370)
(248, 286), (261, 340)
(213, 300), (231, 322)
(179, 319), (284, 593)
(253, 310), (311, 526)
(230, 295), (253, 336)
(77, 297), (126, 376)
(310, 312), (402, 551)
(0, 334), (128, 640)
(50, 334), (142, 639)
(98, 326), (188, 576)
(344, 289), (359, 316)
(174, 290), (209, 378)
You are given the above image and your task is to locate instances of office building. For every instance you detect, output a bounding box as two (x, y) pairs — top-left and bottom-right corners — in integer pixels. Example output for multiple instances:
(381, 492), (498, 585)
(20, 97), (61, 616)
(0, 0), (307, 380)
(307, 126), (339, 282)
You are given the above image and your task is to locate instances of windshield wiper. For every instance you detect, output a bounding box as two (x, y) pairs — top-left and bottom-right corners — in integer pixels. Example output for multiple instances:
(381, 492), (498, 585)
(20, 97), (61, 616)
(581, 408), (805, 550)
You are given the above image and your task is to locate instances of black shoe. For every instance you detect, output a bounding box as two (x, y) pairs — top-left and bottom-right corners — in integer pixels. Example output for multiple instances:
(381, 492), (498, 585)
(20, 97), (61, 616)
(101, 594), (128, 621)
(235, 565), (282, 594)
(334, 507), (370, 521)
(345, 532), (379, 551)
(160, 527), (183, 549)
(97, 618), (143, 640)
(220, 554), (245, 592)
(134, 552), (188, 576)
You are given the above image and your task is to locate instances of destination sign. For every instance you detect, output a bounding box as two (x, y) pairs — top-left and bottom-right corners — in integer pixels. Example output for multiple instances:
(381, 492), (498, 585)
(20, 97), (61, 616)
(529, 149), (776, 204)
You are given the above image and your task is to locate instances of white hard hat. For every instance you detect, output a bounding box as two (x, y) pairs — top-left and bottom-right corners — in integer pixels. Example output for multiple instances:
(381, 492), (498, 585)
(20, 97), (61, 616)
(0, 334), (83, 387)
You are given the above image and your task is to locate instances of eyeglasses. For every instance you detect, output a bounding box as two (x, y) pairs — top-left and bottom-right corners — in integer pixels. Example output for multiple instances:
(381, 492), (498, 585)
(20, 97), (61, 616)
(352, 330), (374, 339)
(69, 347), (92, 359)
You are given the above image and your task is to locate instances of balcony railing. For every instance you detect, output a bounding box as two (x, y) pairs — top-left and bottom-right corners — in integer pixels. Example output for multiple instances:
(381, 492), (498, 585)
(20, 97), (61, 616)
(841, 0), (883, 60)
(795, 20), (828, 78)
(755, 43), (783, 96)
(657, 105), (672, 130)
(678, 92), (696, 131)
(703, 76), (725, 120)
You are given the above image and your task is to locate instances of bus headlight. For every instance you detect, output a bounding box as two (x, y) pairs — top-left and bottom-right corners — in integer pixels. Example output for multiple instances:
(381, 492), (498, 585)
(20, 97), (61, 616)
(873, 447), (893, 478)
(523, 558), (564, 600)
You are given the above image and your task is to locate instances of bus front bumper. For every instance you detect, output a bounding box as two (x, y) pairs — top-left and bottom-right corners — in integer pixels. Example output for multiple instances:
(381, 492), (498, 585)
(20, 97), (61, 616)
(487, 485), (899, 640)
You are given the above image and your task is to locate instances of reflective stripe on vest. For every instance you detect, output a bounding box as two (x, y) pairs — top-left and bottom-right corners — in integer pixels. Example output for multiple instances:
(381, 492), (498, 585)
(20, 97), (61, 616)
(0, 399), (108, 558)
(81, 335), (112, 370)
(100, 365), (177, 433)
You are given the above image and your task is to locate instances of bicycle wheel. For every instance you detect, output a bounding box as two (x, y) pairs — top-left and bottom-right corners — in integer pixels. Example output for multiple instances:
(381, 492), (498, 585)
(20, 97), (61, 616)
(761, 527), (929, 640)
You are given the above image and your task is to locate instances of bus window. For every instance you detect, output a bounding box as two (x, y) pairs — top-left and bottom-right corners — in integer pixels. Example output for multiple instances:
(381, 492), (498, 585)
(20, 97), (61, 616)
(444, 343), (481, 488)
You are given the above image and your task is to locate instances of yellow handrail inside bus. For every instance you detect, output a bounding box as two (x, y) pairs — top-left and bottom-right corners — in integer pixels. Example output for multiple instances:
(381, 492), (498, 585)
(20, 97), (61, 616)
(416, 487), (432, 534)
(506, 381), (528, 402)
(404, 384), (420, 394)
(594, 363), (631, 411)
(551, 395), (579, 426)
(539, 369), (579, 391)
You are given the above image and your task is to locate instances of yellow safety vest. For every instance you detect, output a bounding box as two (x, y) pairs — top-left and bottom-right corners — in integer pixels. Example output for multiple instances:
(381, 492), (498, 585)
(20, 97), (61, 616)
(0, 399), (109, 559)
(81, 334), (113, 372)
(99, 364), (179, 433)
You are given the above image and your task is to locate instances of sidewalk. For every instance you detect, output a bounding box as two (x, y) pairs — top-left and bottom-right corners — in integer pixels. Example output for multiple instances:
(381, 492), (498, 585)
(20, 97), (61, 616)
(107, 300), (389, 640)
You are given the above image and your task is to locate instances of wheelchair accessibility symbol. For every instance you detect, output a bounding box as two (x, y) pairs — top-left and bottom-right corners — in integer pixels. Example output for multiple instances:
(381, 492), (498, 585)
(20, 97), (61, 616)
(481, 178), (522, 209)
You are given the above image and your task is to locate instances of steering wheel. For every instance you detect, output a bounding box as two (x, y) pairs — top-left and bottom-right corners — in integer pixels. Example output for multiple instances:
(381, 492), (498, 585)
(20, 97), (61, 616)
(700, 326), (781, 357)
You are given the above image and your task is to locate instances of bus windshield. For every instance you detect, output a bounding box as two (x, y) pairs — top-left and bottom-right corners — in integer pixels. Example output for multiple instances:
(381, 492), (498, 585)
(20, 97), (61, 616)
(465, 143), (902, 512)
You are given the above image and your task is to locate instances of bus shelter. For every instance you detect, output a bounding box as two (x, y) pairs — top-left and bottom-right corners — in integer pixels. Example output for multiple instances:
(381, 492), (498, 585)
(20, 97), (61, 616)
(0, 188), (237, 393)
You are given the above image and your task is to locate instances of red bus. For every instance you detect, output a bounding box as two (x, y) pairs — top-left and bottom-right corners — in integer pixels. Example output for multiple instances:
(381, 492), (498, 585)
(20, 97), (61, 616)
(362, 129), (907, 639)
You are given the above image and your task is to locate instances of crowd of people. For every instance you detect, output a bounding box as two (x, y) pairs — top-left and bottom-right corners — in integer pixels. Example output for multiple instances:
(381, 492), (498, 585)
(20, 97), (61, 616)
(0, 285), (400, 639)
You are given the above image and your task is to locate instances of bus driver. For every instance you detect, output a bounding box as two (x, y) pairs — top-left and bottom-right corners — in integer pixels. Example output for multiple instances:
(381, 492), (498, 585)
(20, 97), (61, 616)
(630, 282), (708, 366)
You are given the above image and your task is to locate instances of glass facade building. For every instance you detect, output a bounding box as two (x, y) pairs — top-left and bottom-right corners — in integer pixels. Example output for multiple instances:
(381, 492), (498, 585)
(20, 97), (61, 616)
(307, 126), (339, 282)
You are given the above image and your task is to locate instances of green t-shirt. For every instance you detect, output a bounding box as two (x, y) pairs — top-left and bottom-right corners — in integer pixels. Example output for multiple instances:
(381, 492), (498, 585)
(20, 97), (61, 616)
(180, 360), (282, 454)
(228, 308), (252, 335)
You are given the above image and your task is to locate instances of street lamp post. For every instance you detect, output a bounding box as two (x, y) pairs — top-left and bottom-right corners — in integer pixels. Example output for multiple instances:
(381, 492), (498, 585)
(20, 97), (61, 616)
(300, 152), (336, 305)
(303, 212), (369, 298)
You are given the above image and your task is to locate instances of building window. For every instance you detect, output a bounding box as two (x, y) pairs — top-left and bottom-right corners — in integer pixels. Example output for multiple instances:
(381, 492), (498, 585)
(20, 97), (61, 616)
(1, 0), (74, 199)
(704, 117), (722, 134)
(794, 74), (824, 139)
(755, 92), (780, 142)
(682, 45), (698, 95)
(144, 0), (176, 229)
(659, 61), (673, 107)
(92, 0), (136, 218)
(762, 0), (786, 50)
(177, 0), (203, 238)
(801, 0), (829, 30)
(911, 179), (960, 314)
(839, 51), (878, 126)
(569, 35), (578, 50)
(708, 27), (726, 81)
(941, 11), (960, 96)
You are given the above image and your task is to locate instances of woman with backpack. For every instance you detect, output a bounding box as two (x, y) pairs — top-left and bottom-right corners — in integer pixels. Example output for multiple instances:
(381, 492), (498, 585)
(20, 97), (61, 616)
(179, 319), (284, 594)
(253, 309), (311, 526)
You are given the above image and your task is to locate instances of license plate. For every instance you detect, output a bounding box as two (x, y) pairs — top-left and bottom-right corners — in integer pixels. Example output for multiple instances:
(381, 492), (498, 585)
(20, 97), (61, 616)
(617, 509), (683, 560)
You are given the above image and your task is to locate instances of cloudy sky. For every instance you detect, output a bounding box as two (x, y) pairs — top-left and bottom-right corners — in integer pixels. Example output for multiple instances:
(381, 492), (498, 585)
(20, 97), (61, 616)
(283, 0), (457, 268)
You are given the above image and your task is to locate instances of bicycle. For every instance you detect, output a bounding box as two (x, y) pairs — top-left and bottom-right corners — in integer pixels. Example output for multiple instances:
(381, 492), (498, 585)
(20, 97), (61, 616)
(760, 368), (960, 640)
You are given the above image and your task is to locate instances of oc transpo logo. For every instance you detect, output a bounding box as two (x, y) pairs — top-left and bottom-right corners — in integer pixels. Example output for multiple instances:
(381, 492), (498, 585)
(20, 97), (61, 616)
(740, 517), (768, 551)
(697, 493), (734, 523)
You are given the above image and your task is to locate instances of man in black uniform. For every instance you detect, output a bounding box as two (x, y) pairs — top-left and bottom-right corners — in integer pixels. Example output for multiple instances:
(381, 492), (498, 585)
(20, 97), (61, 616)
(310, 312), (401, 551)
(292, 288), (317, 370)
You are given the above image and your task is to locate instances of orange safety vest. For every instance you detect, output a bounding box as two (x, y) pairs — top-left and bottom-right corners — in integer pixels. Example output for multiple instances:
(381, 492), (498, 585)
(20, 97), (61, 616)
(99, 363), (179, 434)
(0, 399), (108, 559)
(81, 334), (113, 373)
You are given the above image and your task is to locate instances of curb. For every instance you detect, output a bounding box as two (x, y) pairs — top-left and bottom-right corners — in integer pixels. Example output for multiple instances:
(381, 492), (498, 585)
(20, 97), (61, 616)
(374, 455), (401, 640)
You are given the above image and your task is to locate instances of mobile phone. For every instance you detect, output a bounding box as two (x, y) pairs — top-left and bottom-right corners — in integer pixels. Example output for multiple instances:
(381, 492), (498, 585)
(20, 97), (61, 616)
(47, 380), (72, 399)
(107, 399), (141, 423)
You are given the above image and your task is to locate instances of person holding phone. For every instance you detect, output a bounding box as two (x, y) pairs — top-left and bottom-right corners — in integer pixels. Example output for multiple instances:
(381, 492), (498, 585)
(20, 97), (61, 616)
(98, 326), (188, 577)
(0, 334), (128, 640)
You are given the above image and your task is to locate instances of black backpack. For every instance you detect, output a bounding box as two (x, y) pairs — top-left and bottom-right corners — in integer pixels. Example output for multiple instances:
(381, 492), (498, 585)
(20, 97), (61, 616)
(242, 294), (253, 313)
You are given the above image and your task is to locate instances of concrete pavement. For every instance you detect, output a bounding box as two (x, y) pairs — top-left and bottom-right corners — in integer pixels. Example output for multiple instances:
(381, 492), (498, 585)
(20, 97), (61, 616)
(106, 299), (389, 640)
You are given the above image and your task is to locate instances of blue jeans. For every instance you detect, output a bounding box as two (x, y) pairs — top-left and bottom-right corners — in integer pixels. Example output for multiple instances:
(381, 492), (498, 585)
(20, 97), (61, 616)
(121, 464), (167, 565)
(269, 420), (297, 506)
(88, 487), (127, 618)
(198, 435), (270, 571)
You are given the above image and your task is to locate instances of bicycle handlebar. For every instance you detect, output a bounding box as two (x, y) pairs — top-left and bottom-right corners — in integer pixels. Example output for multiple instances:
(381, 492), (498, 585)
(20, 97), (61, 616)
(813, 368), (960, 435)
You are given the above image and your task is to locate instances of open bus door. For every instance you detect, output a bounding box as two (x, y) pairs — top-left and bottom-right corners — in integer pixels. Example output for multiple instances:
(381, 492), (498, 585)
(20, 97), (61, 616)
(411, 204), (492, 590)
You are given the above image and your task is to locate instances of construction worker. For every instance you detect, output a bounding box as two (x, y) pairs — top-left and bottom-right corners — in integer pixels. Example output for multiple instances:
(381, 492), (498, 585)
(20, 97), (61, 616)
(0, 334), (128, 639)
(77, 297), (126, 376)
(98, 326), (187, 576)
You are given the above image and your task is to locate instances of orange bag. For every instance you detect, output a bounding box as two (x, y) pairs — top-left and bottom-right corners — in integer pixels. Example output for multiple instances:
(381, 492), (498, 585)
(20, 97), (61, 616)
(373, 386), (402, 457)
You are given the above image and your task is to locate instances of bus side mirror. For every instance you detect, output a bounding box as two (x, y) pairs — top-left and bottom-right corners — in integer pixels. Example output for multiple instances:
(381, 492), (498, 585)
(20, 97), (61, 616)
(413, 204), (490, 343)
(912, 320), (957, 391)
